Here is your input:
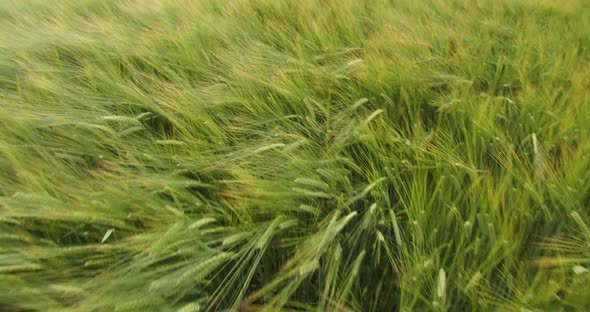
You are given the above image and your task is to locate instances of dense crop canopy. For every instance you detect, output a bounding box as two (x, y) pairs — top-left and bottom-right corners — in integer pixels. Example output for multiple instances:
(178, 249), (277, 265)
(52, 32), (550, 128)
(1, 0), (589, 310)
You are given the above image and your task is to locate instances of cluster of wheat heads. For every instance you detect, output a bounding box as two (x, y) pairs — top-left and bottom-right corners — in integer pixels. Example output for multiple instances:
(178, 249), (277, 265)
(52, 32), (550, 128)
(1, 0), (589, 311)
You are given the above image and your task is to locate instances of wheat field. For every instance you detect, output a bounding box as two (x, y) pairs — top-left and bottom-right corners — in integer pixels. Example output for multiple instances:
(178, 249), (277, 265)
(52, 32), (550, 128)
(1, 0), (589, 311)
